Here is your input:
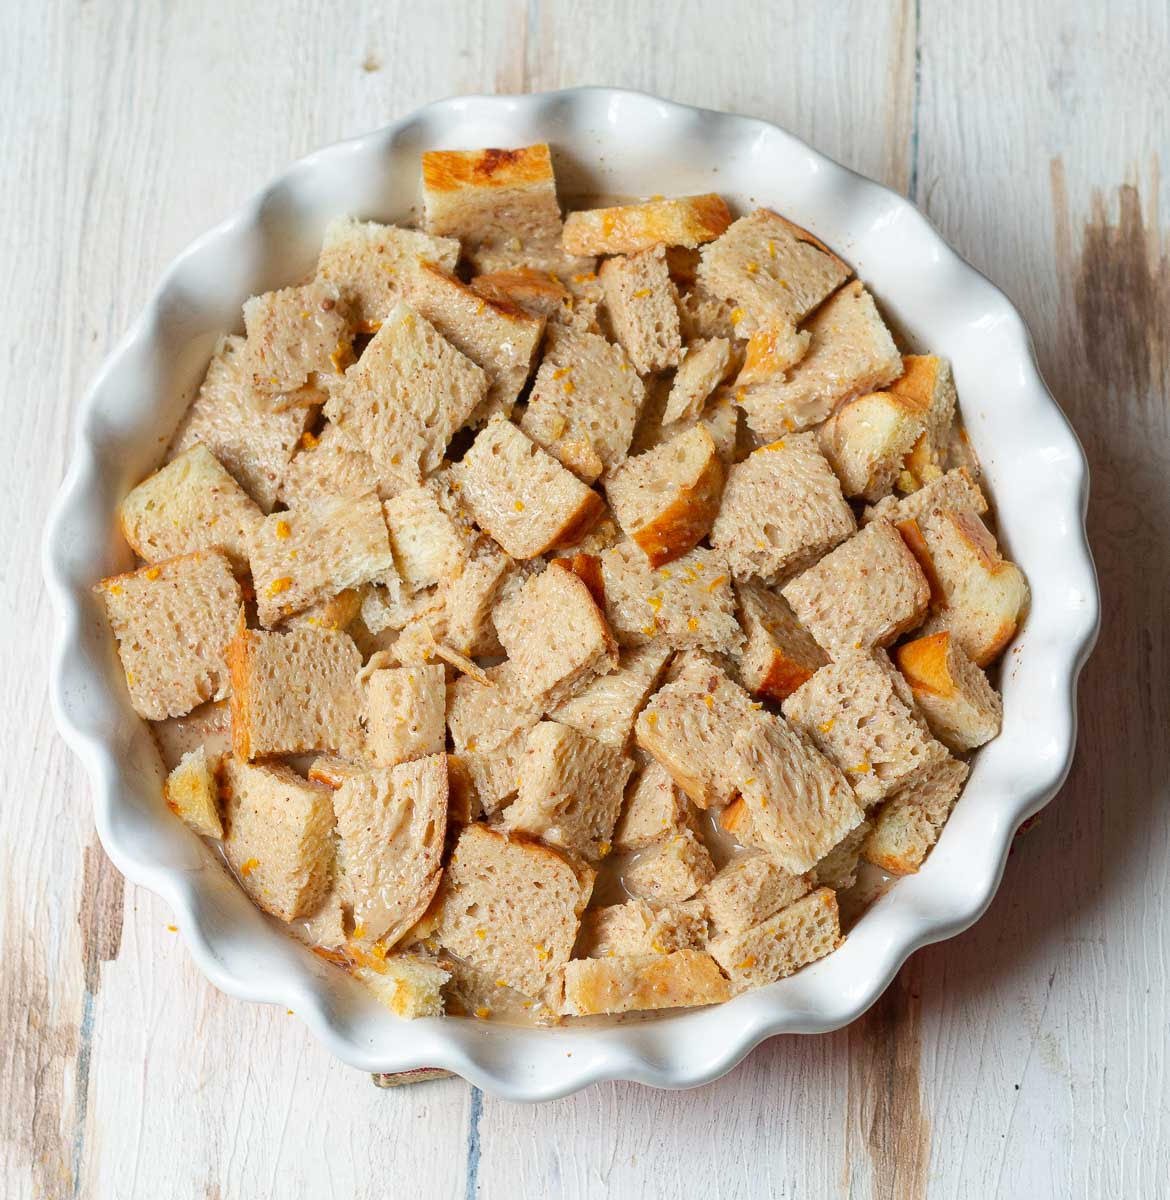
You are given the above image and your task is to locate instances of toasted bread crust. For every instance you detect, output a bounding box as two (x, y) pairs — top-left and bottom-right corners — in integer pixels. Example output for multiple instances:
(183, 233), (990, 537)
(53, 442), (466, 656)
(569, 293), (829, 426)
(562, 194), (732, 256)
(422, 144), (555, 193)
(630, 449), (724, 568)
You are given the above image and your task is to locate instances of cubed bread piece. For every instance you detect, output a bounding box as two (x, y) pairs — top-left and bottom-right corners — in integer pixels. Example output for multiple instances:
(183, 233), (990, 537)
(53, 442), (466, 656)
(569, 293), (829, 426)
(677, 283), (742, 341)
(433, 823), (594, 997)
(249, 494), (394, 627)
(633, 379), (740, 468)
(283, 587), (364, 635)
(220, 757), (336, 922)
(240, 279), (351, 399)
(780, 519), (930, 657)
(333, 755), (448, 946)
(563, 194), (732, 256)
(151, 700), (231, 771)
(698, 851), (812, 937)
(277, 423), (384, 507)
(365, 663), (446, 767)
(864, 466), (988, 527)
(710, 433), (855, 583)
(169, 336), (312, 512)
(817, 391), (926, 502)
(408, 262), (546, 424)
(894, 631), (1003, 752)
(444, 547), (513, 657)
(382, 482), (472, 592)
(734, 579), (828, 703)
(737, 282), (901, 440)
(455, 418), (605, 559)
(811, 819), (872, 890)
(493, 565), (618, 710)
(887, 354), (958, 490)
(315, 216), (460, 326)
(613, 760), (693, 851)
(600, 543), (743, 655)
(323, 302), (487, 490)
(550, 642), (673, 748)
(732, 323), (812, 402)
(435, 952), (559, 1024)
(575, 899), (708, 958)
(558, 950), (729, 1015)
(421, 143), (563, 256)
(663, 337), (733, 424)
(634, 655), (757, 807)
(623, 828), (716, 905)
(863, 754), (970, 874)
(599, 245), (683, 374)
(228, 625), (363, 759)
(916, 510), (1029, 667)
(603, 425), (724, 568)
(519, 326), (644, 482)
(782, 650), (949, 808)
(728, 713), (863, 874)
(163, 745), (223, 839)
(501, 721), (634, 861)
(290, 884), (349, 953)
(357, 954), (450, 1019)
(707, 887), (840, 992)
(120, 443), (263, 571)
(97, 550), (242, 720)
(471, 266), (571, 319)
(697, 208), (851, 331)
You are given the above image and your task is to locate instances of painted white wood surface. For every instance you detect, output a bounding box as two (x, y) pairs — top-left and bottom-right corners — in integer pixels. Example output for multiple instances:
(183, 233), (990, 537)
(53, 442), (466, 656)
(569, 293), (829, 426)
(2, 2), (1167, 1197)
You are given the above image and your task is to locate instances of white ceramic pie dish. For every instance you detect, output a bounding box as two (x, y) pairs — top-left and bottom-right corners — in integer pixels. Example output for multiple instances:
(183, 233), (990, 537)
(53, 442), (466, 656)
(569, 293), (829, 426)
(43, 88), (1098, 1100)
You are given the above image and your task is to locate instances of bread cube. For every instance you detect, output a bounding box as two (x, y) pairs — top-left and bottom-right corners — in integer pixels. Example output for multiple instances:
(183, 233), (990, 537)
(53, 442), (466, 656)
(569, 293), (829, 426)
(728, 714), (863, 874)
(677, 282), (742, 342)
(277, 423), (383, 508)
(443, 547), (512, 657)
(736, 282), (901, 439)
(817, 391), (926, 502)
(863, 754), (970, 874)
(663, 337), (733, 424)
(697, 208), (851, 332)
(455, 418), (605, 559)
(519, 325), (644, 482)
(811, 819), (872, 890)
(563, 194), (732, 256)
(917, 510), (1029, 666)
(781, 519), (930, 657)
(633, 380), (739, 468)
(408, 262), (546, 424)
(240, 279), (351, 399)
(291, 885), (349, 953)
(333, 755), (448, 946)
(864, 466), (988, 527)
(557, 950), (730, 1015)
(550, 641), (672, 749)
(887, 354), (958, 490)
(365, 663), (446, 767)
(119, 443), (263, 571)
(249, 493), (394, 627)
(710, 433), (856, 583)
(97, 550), (242, 720)
(433, 823), (594, 997)
(575, 898), (708, 958)
(613, 760), (693, 851)
(150, 700), (231, 771)
(501, 721), (634, 861)
(493, 565), (618, 711)
(604, 425), (724, 567)
(169, 336), (313, 512)
(228, 625), (363, 759)
(782, 650), (949, 808)
(323, 302), (487, 490)
(707, 887), (840, 992)
(600, 543), (743, 655)
(470, 266), (572, 320)
(220, 757), (336, 922)
(599, 245), (683, 373)
(732, 323), (812, 401)
(382, 482), (472, 593)
(734, 579), (828, 703)
(635, 655), (757, 807)
(623, 828), (717, 905)
(698, 851), (812, 937)
(894, 631), (1003, 751)
(357, 954), (450, 1019)
(163, 745), (223, 839)
(314, 216), (460, 326)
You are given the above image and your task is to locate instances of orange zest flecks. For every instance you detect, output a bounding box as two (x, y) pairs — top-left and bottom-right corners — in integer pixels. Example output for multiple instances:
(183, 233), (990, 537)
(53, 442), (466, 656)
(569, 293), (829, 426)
(267, 577), (292, 597)
(736, 955), (757, 970)
(145, 566), (161, 581)
(239, 857), (260, 878)
(300, 430), (320, 450)
(706, 574), (728, 593)
(274, 519), (291, 540)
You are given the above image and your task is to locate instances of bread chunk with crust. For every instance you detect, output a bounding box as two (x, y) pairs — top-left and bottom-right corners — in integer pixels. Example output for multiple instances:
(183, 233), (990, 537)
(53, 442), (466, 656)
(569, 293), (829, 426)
(613, 760), (693, 851)
(365, 663), (446, 767)
(817, 390), (926, 502)
(433, 823), (594, 997)
(550, 642), (672, 748)
(163, 745), (223, 839)
(863, 754), (970, 874)
(698, 851), (812, 937)
(623, 828), (717, 905)
(97, 549), (243, 720)
(557, 950), (730, 1016)
(864, 466), (988, 527)
(357, 954), (450, 1019)
(382, 483), (472, 593)
(575, 898), (708, 958)
(886, 354), (958, 491)
(894, 631), (1003, 751)
(734, 580), (827, 703)
(599, 245), (683, 374)
(563, 194), (732, 256)
(663, 337), (733, 425)
(710, 433), (855, 584)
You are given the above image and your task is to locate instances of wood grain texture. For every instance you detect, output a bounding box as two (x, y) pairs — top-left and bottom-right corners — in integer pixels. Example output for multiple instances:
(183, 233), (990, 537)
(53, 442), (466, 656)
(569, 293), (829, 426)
(1, 2), (1167, 1198)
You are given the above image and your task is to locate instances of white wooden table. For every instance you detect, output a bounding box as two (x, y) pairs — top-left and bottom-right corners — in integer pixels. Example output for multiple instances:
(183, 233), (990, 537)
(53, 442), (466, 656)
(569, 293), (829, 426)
(3, 2), (1167, 1196)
